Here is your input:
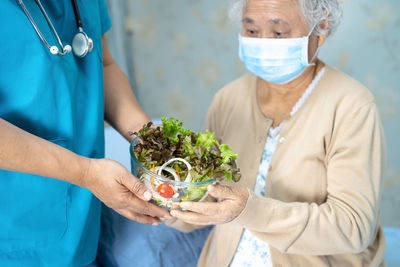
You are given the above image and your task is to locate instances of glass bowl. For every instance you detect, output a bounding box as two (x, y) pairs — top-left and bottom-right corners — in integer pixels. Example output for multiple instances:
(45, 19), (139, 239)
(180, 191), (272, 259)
(130, 138), (214, 210)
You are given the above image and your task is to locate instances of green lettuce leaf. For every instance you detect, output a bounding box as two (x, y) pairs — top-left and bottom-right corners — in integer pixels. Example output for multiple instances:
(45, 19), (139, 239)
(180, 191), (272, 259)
(161, 117), (192, 143)
(195, 131), (218, 150)
(219, 144), (238, 164)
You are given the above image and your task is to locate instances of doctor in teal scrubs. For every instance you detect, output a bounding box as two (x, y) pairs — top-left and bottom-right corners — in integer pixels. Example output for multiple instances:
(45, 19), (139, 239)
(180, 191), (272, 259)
(0, 0), (170, 266)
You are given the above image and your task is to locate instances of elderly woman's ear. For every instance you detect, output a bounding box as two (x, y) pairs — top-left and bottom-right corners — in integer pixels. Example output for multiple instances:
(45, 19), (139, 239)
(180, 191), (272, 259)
(317, 19), (330, 47)
(309, 19), (330, 62)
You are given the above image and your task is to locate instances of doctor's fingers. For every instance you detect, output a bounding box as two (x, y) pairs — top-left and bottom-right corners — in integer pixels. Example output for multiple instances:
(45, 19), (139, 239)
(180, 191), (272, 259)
(114, 208), (160, 225)
(125, 194), (171, 219)
(120, 172), (153, 202)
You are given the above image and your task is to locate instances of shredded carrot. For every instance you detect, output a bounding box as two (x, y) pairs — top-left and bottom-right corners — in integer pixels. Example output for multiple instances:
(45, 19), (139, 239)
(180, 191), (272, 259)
(151, 163), (155, 189)
(176, 167), (181, 181)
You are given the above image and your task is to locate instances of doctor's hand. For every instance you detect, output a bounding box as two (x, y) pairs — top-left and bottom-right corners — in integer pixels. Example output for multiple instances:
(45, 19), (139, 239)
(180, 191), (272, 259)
(81, 158), (171, 225)
(170, 184), (249, 225)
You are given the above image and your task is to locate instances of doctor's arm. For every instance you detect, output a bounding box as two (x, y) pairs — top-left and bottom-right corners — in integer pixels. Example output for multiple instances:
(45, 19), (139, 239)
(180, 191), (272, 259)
(0, 118), (170, 224)
(102, 37), (150, 142)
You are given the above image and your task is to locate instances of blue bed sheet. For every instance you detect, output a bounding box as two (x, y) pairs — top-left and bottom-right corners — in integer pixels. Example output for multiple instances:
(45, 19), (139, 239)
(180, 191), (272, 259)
(95, 205), (212, 267)
(94, 203), (400, 267)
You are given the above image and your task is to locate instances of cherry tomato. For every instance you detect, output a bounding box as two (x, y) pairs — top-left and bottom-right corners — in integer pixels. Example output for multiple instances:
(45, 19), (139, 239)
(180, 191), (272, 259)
(157, 183), (175, 199)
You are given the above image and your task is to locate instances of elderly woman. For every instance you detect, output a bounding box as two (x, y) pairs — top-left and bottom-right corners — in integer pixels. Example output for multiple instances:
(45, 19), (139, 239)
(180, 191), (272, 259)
(167, 0), (386, 266)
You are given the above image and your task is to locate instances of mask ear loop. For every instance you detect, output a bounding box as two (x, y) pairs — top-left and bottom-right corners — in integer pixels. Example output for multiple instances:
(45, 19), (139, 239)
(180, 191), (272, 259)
(307, 24), (320, 66)
(310, 46), (320, 65)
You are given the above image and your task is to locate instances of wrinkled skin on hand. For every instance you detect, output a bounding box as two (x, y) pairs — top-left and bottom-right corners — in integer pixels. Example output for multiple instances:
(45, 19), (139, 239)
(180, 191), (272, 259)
(170, 184), (249, 225)
(82, 158), (171, 225)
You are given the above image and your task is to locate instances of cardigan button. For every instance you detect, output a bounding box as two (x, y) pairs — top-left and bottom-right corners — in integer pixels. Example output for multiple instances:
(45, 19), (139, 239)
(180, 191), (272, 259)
(279, 137), (285, 144)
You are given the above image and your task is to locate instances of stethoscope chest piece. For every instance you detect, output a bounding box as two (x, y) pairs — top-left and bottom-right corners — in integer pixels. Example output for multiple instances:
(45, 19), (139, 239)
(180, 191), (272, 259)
(72, 30), (93, 58)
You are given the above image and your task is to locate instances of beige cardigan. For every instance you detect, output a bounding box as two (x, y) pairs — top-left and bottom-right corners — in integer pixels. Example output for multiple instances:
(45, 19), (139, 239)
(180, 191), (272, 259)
(168, 66), (386, 267)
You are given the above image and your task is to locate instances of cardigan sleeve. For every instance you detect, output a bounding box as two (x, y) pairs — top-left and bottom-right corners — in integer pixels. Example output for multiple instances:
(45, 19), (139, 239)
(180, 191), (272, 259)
(228, 101), (386, 255)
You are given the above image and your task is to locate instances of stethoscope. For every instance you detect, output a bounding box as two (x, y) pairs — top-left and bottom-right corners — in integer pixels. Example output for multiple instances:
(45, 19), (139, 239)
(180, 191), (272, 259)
(17, 0), (93, 58)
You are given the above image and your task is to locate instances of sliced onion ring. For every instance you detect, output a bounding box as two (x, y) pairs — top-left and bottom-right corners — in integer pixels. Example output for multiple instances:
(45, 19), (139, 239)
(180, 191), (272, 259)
(158, 158), (193, 182)
(154, 166), (179, 180)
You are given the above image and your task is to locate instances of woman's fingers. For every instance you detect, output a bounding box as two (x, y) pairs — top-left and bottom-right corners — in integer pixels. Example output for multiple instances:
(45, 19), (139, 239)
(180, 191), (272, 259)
(179, 201), (220, 215)
(208, 184), (250, 204)
(174, 186), (250, 225)
(170, 209), (216, 225)
(207, 184), (237, 199)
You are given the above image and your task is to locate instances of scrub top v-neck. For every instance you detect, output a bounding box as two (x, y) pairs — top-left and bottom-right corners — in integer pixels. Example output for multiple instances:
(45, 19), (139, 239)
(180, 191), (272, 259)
(0, 1), (110, 266)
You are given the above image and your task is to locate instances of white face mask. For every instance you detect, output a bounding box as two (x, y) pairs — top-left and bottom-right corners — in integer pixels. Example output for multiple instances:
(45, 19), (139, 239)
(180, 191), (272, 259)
(239, 26), (318, 84)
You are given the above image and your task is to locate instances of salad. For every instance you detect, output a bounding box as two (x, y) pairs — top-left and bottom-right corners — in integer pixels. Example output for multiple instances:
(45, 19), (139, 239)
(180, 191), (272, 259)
(130, 117), (241, 209)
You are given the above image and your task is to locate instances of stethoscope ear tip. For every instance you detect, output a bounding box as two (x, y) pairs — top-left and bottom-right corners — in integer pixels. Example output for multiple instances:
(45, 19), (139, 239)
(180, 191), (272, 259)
(50, 46), (59, 55)
(64, 45), (72, 53)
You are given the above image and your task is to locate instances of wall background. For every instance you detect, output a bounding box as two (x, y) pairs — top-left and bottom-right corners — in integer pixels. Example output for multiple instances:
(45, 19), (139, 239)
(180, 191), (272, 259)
(105, 0), (400, 227)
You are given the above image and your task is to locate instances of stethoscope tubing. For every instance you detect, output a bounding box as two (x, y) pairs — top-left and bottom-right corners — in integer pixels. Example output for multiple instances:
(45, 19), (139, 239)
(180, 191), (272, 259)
(17, 0), (91, 57)
(71, 0), (83, 29)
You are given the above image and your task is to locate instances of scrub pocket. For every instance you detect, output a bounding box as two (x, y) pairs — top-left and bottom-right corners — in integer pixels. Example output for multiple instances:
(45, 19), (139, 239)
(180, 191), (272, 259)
(0, 139), (69, 254)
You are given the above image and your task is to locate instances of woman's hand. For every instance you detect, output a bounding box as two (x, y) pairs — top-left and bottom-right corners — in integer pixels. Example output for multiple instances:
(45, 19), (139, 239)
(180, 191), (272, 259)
(81, 158), (171, 225)
(170, 184), (249, 225)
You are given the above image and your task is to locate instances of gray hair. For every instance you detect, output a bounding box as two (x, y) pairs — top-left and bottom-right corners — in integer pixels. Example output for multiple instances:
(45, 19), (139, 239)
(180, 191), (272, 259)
(229, 0), (343, 36)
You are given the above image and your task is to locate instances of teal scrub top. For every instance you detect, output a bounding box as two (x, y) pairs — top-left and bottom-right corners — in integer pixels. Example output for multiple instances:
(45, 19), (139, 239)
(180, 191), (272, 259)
(0, 0), (111, 266)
